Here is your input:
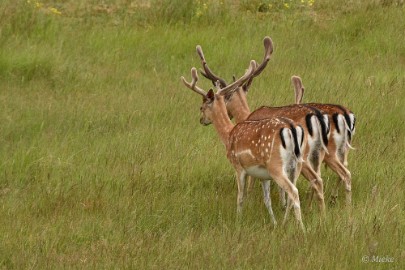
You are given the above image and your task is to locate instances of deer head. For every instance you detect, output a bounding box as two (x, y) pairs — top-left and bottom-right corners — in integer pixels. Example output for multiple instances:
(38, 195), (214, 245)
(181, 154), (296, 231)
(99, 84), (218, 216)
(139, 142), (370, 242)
(181, 60), (257, 126)
(195, 37), (273, 122)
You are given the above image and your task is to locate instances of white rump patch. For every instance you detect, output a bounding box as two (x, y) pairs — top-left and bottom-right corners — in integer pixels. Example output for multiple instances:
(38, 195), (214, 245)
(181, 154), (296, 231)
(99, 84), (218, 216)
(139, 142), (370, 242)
(307, 115), (321, 154)
(296, 126), (304, 151)
(323, 114), (330, 138)
(279, 128), (298, 180)
(281, 128), (293, 151)
(310, 115), (319, 140)
(349, 113), (355, 134)
(280, 127), (295, 164)
(333, 114), (346, 149)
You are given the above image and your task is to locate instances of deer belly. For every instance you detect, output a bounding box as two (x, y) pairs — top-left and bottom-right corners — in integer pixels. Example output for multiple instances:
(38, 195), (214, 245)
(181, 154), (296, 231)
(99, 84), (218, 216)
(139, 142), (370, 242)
(245, 165), (272, 180)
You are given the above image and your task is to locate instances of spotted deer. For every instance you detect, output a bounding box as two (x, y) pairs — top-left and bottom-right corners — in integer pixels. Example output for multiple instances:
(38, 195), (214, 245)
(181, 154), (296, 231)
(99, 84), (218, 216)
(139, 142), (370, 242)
(291, 75), (355, 204)
(196, 37), (327, 213)
(181, 61), (305, 230)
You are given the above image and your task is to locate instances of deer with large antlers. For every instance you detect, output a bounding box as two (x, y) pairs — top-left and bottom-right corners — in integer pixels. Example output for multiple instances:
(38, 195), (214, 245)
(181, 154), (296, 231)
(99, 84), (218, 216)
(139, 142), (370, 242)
(197, 37), (328, 213)
(291, 76), (355, 204)
(181, 61), (305, 230)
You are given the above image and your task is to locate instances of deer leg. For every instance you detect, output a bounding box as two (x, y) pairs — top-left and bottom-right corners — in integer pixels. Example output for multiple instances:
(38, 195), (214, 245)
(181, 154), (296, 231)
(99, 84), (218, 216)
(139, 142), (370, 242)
(343, 150), (349, 167)
(314, 149), (326, 176)
(324, 156), (352, 206)
(330, 178), (341, 205)
(236, 170), (247, 215)
(283, 195), (293, 225)
(340, 146), (351, 167)
(300, 164), (326, 216)
(271, 172), (305, 232)
(279, 187), (287, 209)
(261, 180), (277, 226)
(246, 175), (255, 194)
(306, 147), (326, 199)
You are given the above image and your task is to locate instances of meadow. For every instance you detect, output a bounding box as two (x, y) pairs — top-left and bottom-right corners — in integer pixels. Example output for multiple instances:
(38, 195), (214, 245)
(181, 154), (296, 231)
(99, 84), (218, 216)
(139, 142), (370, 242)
(0, 0), (404, 268)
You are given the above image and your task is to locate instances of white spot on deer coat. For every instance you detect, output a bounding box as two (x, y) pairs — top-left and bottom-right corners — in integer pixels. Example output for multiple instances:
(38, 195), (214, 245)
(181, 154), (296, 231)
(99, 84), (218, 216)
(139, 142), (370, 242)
(235, 149), (255, 159)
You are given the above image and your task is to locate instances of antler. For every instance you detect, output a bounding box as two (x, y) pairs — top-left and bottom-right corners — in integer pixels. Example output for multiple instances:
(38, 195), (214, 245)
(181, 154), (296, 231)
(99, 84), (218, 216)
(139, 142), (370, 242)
(196, 36), (273, 93)
(196, 45), (228, 88)
(217, 60), (256, 95)
(291, 75), (305, 104)
(243, 36), (274, 91)
(181, 67), (207, 97)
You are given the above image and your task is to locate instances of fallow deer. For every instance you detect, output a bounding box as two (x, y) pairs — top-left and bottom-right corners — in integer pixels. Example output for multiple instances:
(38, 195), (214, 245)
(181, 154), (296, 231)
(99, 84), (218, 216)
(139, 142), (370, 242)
(181, 61), (305, 230)
(291, 76), (355, 204)
(196, 37), (327, 213)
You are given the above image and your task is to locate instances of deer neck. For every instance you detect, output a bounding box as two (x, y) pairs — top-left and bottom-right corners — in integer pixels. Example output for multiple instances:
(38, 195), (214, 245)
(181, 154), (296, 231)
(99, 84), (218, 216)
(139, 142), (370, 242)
(211, 96), (234, 149)
(229, 88), (251, 123)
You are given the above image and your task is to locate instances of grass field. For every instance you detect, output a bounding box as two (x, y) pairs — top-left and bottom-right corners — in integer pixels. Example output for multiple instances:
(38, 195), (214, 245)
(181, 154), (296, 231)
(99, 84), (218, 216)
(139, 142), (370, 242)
(0, 0), (404, 268)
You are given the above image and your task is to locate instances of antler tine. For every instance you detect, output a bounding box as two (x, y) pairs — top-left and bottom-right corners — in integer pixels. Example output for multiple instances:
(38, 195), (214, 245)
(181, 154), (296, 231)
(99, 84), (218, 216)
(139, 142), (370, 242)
(181, 67), (207, 96)
(218, 60), (256, 95)
(196, 45), (228, 88)
(243, 36), (274, 91)
(291, 75), (305, 104)
(254, 36), (273, 76)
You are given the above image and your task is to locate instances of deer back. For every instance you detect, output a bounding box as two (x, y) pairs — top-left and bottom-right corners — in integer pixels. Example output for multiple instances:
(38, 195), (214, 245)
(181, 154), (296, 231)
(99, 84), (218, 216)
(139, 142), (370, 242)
(248, 105), (330, 148)
(305, 103), (355, 142)
(227, 117), (304, 172)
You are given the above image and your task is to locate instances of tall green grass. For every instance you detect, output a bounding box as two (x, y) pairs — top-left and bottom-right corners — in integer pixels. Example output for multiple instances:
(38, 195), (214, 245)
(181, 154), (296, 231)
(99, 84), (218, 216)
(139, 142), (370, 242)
(0, 0), (404, 268)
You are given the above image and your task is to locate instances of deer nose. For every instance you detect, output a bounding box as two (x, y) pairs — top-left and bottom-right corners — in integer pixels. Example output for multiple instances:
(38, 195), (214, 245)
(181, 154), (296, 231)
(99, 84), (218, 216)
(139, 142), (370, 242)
(200, 117), (210, 126)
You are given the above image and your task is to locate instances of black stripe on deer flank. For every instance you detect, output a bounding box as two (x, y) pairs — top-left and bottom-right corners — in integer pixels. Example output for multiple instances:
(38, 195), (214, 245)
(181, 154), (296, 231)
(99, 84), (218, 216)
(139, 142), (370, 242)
(290, 124), (301, 159)
(332, 113), (340, 134)
(280, 128), (286, 149)
(305, 114), (314, 136)
(313, 108), (329, 146)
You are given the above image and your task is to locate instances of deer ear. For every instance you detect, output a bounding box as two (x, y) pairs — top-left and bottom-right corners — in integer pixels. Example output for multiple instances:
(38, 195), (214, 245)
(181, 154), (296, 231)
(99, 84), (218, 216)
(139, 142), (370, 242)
(206, 89), (215, 101)
(224, 92), (232, 101)
(242, 85), (249, 94)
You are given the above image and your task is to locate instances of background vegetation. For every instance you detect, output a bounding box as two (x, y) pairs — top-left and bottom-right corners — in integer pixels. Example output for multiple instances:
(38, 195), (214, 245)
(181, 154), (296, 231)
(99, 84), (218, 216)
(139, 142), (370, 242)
(0, 0), (404, 268)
